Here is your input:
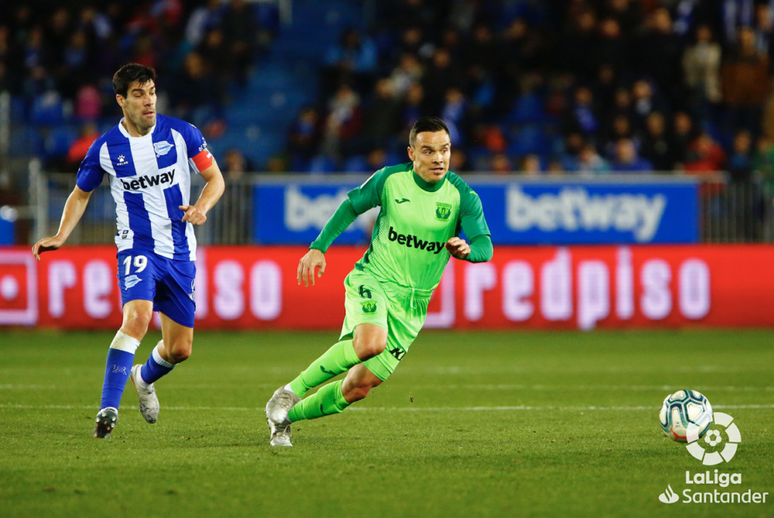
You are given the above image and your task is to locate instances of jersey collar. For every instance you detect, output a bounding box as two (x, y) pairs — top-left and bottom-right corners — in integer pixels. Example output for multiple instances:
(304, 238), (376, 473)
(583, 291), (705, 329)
(412, 170), (446, 192)
(118, 117), (157, 139)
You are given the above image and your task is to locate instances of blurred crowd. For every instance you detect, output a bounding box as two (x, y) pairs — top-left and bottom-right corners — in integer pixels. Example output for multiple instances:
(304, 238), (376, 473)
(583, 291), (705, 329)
(0, 0), (266, 170)
(288, 0), (774, 180)
(4, 0), (774, 180)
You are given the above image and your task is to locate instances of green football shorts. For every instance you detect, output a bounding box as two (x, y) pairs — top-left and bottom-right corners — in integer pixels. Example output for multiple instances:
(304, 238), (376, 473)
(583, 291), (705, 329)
(340, 269), (433, 381)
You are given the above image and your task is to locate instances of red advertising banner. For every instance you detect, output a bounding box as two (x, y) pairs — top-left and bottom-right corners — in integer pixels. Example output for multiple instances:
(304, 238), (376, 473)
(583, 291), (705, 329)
(1, 245), (773, 330)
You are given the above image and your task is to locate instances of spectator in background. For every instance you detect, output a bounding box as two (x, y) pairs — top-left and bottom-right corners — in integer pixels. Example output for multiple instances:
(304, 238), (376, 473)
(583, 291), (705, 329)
(399, 83), (425, 138)
(450, 148), (470, 172)
(562, 8), (599, 83)
(66, 122), (99, 166)
(362, 78), (402, 150)
(602, 114), (636, 157)
(559, 132), (587, 170)
(597, 18), (627, 75)
(640, 112), (677, 172)
(520, 154), (542, 175)
(631, 79), (668, 132)
(684, 132), (726, 172)
(754, 3), (774, 68)
(605, 0), (643, 37)
(576, 144), (611, 175)
(168, 51), (220, 129)
(220, 0), (257, 85)
(320, 83), (363, 161)
(633, 8), (683, 101)
(421, 47), (462, 114)
(722, 26), (770, 136)
(490, 153), (513, 174)
(197, 28), (231, 103)
(185, 0), (224, 47)
(465, 23), (500, 76)
(223, 148), (253, 179)
(288, 106), (322, 171)
(324, 28), (378, 96)
(728, 130), (754, 183)
(441, 87), (468, 146)
(563, 85), (599, 138)
(75, 84), (102, 119)
(726, 129), (762, 240)
(753, 135), (774, 179)
(389, 52), (423, 97)
(610, 138), (653, 172)
(683, 24), (722, 120)
(673, 111), (698, 166)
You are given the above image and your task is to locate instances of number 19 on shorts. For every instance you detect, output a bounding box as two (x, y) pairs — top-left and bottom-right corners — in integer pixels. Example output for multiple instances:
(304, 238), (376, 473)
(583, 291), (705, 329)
(123, 255), (148, 276)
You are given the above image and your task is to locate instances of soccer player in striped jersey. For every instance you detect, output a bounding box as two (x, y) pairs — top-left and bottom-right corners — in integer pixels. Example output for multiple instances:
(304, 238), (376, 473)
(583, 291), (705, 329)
(32, 64), (225, 438)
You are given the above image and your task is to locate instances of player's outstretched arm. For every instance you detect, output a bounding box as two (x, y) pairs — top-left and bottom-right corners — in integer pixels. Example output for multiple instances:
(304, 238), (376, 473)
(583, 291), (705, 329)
(297, 248), (326, 287)
(32, 185), (93, 261)
(180, 162), (225, 225)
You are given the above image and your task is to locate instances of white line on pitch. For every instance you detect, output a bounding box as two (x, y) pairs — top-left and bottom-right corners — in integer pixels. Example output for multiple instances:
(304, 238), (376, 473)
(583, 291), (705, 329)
(1, 403), (772, 412)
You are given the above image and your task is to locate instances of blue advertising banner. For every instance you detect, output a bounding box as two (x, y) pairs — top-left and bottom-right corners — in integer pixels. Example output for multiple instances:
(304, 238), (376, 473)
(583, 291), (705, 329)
(479, 181), (699, 245)
(254, 182), (377, 244)
(253, 177), (699, 245)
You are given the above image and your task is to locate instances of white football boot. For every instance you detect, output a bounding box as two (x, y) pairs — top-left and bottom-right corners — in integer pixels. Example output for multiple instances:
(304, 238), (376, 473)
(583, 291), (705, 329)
(130, 365), (160, 424)
(265, 387), (301, 446)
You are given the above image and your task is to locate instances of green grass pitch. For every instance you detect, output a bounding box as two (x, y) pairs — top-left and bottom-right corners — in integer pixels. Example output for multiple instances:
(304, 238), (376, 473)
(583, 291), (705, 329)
(1, 329), (772, 518)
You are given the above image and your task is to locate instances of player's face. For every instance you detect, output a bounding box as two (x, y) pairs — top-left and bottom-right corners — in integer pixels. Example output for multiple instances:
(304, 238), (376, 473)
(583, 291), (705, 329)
(117, 80), (157, 136)
(408, 131), (451, 183)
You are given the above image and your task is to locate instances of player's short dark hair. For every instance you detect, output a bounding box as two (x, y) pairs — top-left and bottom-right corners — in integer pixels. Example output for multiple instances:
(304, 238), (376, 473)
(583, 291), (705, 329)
(113, 63), (157, 98)
(409, 117), (450, 147)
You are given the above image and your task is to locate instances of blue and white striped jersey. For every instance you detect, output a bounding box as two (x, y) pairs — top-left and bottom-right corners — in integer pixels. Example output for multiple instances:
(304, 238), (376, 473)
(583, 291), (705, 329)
(76, 114), (215, 261)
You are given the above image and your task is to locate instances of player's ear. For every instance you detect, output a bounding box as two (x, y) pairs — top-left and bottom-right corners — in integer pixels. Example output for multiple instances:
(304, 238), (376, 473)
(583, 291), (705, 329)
(407, 146), (414, 161)
(116, 94), (124, 108)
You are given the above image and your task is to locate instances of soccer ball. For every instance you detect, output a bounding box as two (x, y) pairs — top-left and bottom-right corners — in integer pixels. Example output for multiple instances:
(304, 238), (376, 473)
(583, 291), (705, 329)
(659, 389), (713, 442)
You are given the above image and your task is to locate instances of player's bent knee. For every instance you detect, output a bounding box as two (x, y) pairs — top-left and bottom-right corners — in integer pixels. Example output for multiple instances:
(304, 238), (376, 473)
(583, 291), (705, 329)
(353, 339), (386, 361)
(167, 342), (192, 363)
(122, 311), (152, 338)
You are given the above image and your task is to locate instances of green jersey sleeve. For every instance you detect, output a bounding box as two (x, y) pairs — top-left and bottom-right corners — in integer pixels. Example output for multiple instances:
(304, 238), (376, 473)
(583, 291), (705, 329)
(448, 173), (491, 240)
(467, 234), (493, 263)
(309, 199), (359, 252)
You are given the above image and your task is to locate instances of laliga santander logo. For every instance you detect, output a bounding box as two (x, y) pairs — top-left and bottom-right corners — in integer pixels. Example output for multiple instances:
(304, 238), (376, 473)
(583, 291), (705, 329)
(686, 412), (741, 466)
(658, 412), (742, 504)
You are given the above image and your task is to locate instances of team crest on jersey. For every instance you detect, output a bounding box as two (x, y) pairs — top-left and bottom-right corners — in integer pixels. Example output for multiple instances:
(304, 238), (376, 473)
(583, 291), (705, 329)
(435, 202), (452, 221)
(116, 155), (130, 166)
(361, 301), (377, 313)
(153, 141), (174, 157)
(189, 280), (196, 301)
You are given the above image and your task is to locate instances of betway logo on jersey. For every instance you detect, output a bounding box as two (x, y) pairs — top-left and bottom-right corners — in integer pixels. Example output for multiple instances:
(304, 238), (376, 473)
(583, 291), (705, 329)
(120, 169), (175, 191)
(388, 227), (445, 254)
(507, 186), (666, 242)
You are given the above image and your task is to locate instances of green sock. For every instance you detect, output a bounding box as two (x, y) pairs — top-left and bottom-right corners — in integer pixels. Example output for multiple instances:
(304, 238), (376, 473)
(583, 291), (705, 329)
(288, 380), (350, 422)
(288, 340), (360, 398)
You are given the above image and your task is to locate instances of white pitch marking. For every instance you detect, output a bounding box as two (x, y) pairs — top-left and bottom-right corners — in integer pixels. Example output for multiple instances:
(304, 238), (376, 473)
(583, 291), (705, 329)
(1, 403), (772, 412)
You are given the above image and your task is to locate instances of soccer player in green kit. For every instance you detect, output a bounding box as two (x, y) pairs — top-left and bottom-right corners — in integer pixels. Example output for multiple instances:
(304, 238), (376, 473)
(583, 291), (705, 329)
(265, 117), (493, 446)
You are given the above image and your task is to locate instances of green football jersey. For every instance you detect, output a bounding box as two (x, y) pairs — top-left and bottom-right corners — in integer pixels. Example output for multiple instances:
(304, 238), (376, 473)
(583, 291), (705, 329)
(347, 163), (490, 291)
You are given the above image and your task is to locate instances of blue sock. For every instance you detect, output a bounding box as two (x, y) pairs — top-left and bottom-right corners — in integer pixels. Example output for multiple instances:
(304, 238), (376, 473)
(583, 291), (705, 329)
(140, 343), (175, 384)
(100, 331), (140, 410)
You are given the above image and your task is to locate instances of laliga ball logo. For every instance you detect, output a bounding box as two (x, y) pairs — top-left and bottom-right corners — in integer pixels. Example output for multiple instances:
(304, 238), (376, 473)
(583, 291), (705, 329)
(686, 412), (741, 465)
